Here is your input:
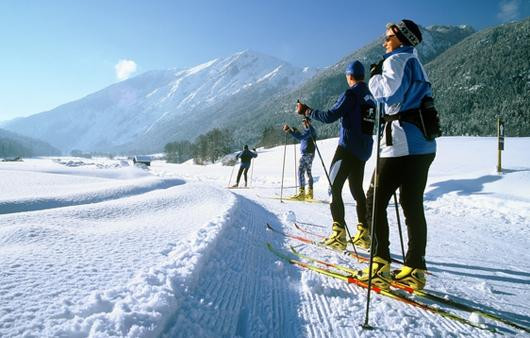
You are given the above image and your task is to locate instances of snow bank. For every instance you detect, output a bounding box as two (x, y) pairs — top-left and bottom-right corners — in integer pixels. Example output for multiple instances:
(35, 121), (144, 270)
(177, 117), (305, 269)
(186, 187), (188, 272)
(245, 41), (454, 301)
(49, 212), (233, 337)
(0, 158), (184, 214)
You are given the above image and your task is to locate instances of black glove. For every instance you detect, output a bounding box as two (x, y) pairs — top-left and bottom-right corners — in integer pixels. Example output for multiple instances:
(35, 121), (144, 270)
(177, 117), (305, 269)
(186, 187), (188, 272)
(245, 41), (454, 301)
(296, 100), (312, 116)
(370, 59), (384, 77)
(282, 124), (290, 132)
(252, 148), (256, 151)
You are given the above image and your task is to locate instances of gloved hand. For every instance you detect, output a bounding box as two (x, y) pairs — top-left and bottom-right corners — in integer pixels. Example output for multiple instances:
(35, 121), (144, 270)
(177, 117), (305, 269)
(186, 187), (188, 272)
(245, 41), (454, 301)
(296, 100), (312, 116)
(252, 148), (256, 151)
(283, 124), (291, 132)
(370, 59), (384, 77)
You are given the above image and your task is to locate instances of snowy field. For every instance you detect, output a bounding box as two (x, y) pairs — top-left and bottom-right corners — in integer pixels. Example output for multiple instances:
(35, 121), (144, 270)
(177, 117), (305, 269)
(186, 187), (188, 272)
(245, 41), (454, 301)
(1, 136), (529, 337)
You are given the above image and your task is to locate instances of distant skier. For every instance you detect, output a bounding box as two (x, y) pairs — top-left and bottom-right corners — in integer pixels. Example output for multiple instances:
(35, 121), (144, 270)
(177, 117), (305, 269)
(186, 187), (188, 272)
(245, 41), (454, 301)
(283, 118), (316, 200)
(354, 19), (437, 291)
(231, 145), (257, 188)
(296, 60), (376, 251)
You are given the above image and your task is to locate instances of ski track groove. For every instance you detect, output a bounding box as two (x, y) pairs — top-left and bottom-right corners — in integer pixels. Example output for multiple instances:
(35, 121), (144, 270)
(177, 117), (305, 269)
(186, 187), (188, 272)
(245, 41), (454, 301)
(316, 292), (335, 334)
(272, 276), (282, 334)
(161, 193), (303, 337)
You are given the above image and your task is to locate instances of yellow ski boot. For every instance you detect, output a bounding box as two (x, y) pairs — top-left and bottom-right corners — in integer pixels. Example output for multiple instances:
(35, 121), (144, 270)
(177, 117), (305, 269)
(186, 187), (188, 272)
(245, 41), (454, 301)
(290, 188), (305, 201)
(392, 266), (426, 290)
(352, 223), (371, 249)
(354, 256), (391, 290)
(322, 222), (347, 250)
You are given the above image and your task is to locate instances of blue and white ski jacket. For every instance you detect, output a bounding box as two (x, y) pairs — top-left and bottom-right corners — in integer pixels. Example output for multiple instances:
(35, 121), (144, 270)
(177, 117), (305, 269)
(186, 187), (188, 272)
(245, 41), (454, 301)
(309, 81), (375, 162)
(369, 46), (436, 158)
(289, 125), (316, 155)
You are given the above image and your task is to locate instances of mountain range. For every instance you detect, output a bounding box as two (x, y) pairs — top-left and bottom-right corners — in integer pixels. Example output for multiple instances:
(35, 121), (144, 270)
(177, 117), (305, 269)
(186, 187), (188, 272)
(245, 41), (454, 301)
(3, 17), (528, 155)
(4, 51), (317, 154)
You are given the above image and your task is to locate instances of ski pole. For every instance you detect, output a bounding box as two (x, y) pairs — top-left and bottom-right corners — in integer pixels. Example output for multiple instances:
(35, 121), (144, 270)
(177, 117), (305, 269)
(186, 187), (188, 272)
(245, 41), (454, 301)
(362, 103), (383, 330)
(305, 117), (356, 250)
(294, 143), (298, 193)
(250, 159), (254, 187)
(308, 122), (331, 186)
(394, 191), (406, 260)
(296, 100), (356, 249)
(228, 163), (236, 187)
(280, 133), (288, 203)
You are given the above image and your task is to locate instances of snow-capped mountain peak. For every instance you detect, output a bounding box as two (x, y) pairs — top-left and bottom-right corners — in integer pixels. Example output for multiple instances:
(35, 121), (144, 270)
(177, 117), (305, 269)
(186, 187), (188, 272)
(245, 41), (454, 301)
(3, 50), (318, 153)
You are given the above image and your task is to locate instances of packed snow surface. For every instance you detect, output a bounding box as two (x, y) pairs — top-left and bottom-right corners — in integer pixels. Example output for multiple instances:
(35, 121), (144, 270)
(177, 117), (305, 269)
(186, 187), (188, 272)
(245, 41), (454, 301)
(0, 137), (529, 337)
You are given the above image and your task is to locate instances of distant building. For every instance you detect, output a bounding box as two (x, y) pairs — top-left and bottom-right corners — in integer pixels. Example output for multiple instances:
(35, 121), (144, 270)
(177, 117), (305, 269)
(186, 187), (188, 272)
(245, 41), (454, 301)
(133, 155), (151, 166)
(2, 156), (23, 162)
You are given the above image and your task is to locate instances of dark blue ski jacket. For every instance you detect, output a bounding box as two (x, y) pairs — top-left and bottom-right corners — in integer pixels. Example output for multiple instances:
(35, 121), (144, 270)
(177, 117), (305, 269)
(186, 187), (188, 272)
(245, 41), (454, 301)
(236, 149), (257, 168)
(288, 125), (316, 154)
(309, 81), (375, 162)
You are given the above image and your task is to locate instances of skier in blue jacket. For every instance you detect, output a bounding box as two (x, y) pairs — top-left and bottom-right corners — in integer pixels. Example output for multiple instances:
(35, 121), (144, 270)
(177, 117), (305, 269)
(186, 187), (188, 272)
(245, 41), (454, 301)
(283, 118), (316, 200)
(354, 19), (437, 291)
(296, 60), (376, 251)
(231, 145), (257, 187)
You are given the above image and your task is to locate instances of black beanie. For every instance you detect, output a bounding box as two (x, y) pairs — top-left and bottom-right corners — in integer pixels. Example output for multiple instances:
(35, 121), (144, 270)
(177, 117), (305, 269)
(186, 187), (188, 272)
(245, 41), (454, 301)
(391, 19), (422, 46)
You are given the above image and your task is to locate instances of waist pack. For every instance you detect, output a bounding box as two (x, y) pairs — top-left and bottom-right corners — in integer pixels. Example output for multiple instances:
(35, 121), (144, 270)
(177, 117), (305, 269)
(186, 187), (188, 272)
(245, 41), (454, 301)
(416, 96), (441, 140)
(384, 97), (441, 145)
(361, 107), (375, 135)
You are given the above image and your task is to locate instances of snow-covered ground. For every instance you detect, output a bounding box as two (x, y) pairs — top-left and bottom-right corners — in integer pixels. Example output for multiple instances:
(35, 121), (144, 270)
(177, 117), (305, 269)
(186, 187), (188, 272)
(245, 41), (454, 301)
(1, 137), (529, 337)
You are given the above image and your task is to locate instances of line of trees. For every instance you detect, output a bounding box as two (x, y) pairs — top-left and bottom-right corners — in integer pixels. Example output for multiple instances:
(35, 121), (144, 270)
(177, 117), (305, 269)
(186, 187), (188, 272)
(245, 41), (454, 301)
(257, 126), (285, 149)
(165, 128), (233, 164)
(0, 138), (33, 158)
(165, 123), (314, 165)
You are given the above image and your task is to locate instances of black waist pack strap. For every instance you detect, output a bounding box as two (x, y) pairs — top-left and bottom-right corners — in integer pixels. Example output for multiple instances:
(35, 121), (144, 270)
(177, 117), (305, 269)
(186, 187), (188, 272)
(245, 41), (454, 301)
(383, 114), (401, 146)
(397, 109), (420, 132)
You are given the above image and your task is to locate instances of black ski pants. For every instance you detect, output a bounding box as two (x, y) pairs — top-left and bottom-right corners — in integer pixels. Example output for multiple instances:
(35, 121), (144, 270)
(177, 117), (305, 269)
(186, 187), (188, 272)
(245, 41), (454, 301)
(236, 162), (251, 185)
(329, 146), (367, 227)
(366, 153), (435, 269)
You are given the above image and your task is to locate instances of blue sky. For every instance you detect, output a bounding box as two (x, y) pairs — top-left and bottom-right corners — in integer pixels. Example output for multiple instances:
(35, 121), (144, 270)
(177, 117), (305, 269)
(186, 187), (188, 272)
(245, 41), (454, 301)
(0, 0), (528, 121)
